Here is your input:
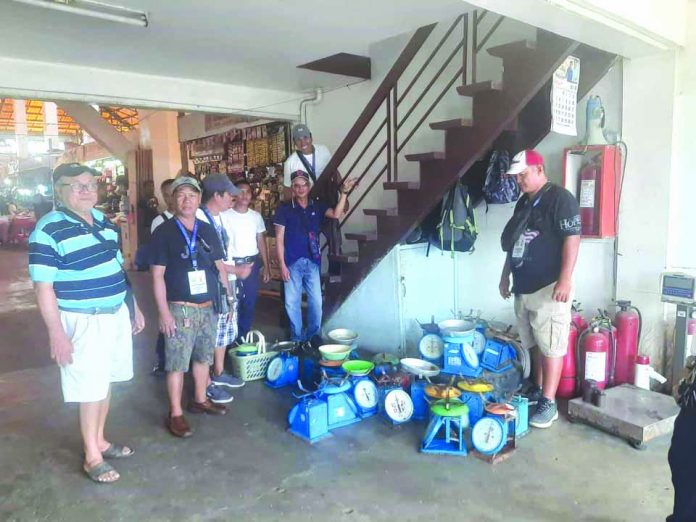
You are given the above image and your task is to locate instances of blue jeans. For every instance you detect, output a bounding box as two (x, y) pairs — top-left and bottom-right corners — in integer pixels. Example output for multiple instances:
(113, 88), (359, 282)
(236, 261), (261, 339)
(284, 258), (322, 342)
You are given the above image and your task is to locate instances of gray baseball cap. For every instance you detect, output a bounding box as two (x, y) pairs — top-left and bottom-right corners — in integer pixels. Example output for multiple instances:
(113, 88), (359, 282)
(171, 176), (201, 193)
(291, 123), (311, 141)
(202, 173), (241, 195)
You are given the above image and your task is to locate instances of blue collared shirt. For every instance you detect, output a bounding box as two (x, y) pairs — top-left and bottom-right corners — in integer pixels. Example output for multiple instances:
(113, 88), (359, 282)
(273, 199), (329, 266)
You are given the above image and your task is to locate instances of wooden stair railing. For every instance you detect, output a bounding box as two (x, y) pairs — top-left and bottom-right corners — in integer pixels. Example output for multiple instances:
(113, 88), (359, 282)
(309, 13), (617, 319)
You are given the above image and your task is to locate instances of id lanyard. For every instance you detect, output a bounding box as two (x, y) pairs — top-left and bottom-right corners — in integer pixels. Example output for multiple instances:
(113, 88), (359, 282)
(201, 207), (227, 260)
(175, 219), (199, 270)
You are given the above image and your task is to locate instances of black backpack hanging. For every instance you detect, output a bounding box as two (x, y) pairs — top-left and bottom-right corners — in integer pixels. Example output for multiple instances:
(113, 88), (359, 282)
(429, 180), (478, 254)
(483, 150), (520, 204)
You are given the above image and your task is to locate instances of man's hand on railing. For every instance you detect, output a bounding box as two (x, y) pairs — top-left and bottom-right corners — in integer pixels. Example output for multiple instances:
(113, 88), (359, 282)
(340, 178), (358, 195)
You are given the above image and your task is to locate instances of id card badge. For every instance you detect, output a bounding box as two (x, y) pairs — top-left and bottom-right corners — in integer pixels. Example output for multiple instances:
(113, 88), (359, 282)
(511, 234), (526, 260)
(188, 270), (208, 295)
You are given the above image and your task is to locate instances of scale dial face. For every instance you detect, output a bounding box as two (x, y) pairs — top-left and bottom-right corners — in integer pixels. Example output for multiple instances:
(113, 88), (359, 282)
(419, 334), (444, 360)
(473, 331), (487, 354)
(266, 357), (283, 382)
(472, 416), (506, 455)
(354, 379), (378, 409)
(462, 342), (480, 368)
(384, 389), (414, 423)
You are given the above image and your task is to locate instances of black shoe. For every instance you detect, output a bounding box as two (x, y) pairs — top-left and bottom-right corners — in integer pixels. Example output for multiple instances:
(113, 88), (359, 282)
(522, 385), (543, 405)
(151, 365), (166, 377)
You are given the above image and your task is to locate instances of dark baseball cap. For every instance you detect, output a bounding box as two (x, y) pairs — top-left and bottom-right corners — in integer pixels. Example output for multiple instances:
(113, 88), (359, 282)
(290, 171), (311, 184)
(291, 124), (311, 141)
(52, 162), (100, 182)
(202, 173), (241, 195)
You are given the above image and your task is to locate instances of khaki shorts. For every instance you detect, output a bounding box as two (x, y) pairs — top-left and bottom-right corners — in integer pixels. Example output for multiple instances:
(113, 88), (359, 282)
(164, 303), (216, 372)
(514, 282), (572, 358)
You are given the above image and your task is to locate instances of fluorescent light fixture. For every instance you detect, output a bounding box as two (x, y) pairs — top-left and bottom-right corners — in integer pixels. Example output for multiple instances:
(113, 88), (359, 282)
(544, 0), (678, 51)
(10, 0), (148, 27)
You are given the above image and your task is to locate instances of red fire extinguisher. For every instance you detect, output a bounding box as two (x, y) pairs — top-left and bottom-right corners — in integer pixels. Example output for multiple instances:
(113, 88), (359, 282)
(612, 300), (642, 385)
(577, 318), (616, 391)
(557, 322), (579, 399)
(578, 159), (600, 236)
(558, 303), (588, 399)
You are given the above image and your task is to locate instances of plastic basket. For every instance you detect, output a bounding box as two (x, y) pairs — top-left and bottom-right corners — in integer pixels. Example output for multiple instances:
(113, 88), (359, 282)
(228, 330), (277, 381)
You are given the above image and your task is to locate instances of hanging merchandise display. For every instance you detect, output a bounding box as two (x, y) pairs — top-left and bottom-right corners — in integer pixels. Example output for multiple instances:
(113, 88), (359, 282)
(612, 300), (642, 386)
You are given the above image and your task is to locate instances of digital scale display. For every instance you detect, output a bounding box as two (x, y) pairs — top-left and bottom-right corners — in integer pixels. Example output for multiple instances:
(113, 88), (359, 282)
(661, 273), (696, 305)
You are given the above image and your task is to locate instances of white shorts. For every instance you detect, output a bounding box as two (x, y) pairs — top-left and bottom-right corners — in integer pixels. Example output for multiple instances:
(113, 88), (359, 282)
(59, 305), (133, 402)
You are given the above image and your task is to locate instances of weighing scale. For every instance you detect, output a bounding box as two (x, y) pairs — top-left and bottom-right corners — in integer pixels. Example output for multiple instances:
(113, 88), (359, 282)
(421, 399), (470, 456)
(266, 342), (300, 389)
(352, 376), (379, 418)
(400, 358), (440, 420)
(418, 334), (445, 365)
(380, 387), (414, 426)
(567, 271), (686, 449)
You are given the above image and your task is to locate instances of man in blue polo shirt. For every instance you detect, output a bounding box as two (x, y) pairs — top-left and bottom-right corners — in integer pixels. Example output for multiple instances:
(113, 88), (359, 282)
(273, 171), (355, 343)
(29, 162), (145, 484)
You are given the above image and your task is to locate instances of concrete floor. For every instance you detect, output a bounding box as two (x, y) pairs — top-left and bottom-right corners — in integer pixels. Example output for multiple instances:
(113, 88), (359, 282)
(0, 248), (675, 522)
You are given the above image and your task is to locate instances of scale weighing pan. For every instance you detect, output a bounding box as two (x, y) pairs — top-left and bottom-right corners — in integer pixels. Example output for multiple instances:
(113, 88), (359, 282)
(342, 360), (375, 376)
(319, 359), (345, 368)
(425, 384), (461, 400)
(568, 383), (679, 449)
(400, 358), (440, 378)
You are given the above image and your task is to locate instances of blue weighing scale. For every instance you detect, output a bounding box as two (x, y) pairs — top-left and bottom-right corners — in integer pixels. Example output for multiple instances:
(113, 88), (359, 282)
(400, 358), (441, 421)
(288, 378), (361, 443)
(421, 399), (470, 456)
(471, 415), (509, 456)
(266, 351), (299, 389)
(351, 376), (379, 418)
(480, 338), (516, 374)
(379, 386), (414, 426)
(442, 331), (481, 378)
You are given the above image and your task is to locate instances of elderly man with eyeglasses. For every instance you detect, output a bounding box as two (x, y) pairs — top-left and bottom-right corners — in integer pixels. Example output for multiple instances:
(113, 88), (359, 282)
(28, 163), (146, 484)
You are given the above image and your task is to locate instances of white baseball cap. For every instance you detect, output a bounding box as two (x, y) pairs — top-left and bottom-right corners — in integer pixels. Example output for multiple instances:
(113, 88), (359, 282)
(507, 149), (544, 175)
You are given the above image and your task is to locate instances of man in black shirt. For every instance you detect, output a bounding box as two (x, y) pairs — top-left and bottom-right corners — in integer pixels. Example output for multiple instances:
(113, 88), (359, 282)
(499, 149), (581, 429)
(150, 177), (233, 438)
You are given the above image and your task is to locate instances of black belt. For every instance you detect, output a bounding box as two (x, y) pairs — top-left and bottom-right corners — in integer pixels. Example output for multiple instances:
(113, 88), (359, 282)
(233, 255), (258, 265)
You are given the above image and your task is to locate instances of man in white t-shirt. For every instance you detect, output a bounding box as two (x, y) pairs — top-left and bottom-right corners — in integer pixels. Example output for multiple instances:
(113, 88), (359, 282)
(222, 180), (271, 340)
(282, 123), (332, 200)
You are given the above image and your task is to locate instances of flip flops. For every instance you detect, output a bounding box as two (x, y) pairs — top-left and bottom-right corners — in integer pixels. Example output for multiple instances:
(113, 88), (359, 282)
(101, 444), (135, 459)
(84, 461), (119, 484)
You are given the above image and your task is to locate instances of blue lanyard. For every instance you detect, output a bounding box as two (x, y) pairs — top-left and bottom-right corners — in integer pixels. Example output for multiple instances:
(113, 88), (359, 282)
(200, 206), (227, 259)
(175, 219), (199, 270)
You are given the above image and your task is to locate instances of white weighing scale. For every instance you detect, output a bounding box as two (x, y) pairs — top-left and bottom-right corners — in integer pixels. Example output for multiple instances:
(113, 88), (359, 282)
(568, 272), (686, 449)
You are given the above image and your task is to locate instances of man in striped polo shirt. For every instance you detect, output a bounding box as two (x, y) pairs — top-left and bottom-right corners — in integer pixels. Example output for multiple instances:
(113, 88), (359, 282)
(29, 162), (145, 484)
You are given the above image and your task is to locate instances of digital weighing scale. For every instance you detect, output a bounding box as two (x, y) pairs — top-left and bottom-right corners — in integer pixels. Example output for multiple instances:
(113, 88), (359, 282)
(567, 271), (687, 449)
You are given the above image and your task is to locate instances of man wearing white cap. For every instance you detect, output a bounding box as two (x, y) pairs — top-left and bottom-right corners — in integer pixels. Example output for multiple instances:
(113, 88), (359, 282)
(499, 149), (581, 429)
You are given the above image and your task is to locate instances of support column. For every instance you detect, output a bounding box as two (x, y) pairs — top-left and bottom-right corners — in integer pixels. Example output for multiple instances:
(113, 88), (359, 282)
(138, 110), (182, 205)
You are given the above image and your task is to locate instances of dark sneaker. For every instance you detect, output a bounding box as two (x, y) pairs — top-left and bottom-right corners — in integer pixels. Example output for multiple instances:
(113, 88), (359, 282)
(188, 399), (228, 416)
(206, 384), (234, 404)
(211, 373), (245, 388)
(530, 398), (559, 428)
(523, 385), (544, 405)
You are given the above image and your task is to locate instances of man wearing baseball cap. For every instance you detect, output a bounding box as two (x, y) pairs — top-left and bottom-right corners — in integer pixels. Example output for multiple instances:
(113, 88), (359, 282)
(198, 174), (251, 405)
(499, 149), (581, 429)
(149, 176), (235, 437)
(29, 162), (146, 483)
(273, 170), (356, 343)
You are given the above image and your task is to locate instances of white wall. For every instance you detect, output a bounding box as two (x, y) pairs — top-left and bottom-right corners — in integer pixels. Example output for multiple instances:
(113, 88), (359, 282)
(618, 51), (676, 370)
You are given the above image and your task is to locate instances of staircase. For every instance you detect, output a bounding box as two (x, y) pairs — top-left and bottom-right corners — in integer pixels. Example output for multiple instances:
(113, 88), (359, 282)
(313, 12), (617, 319)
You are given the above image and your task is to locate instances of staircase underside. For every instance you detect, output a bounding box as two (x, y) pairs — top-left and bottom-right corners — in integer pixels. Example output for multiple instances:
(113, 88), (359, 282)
(324, 32), (617, 319)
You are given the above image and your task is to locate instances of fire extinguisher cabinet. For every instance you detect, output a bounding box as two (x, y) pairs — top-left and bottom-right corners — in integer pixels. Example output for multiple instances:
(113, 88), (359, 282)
(562, 145), (622, 239)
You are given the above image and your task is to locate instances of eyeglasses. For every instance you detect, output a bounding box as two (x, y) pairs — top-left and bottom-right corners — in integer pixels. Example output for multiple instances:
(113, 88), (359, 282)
(59, 181), (99, 193)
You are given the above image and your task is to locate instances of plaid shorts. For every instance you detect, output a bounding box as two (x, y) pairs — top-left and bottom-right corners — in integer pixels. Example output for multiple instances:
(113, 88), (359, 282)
(215, 299), (238, 348)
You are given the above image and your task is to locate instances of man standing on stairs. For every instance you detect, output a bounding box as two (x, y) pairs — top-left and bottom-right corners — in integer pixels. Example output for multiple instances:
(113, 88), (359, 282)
(274, 171), (356, 344)
(283, 123), (344, 275)
(498, 149), (581, 429)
